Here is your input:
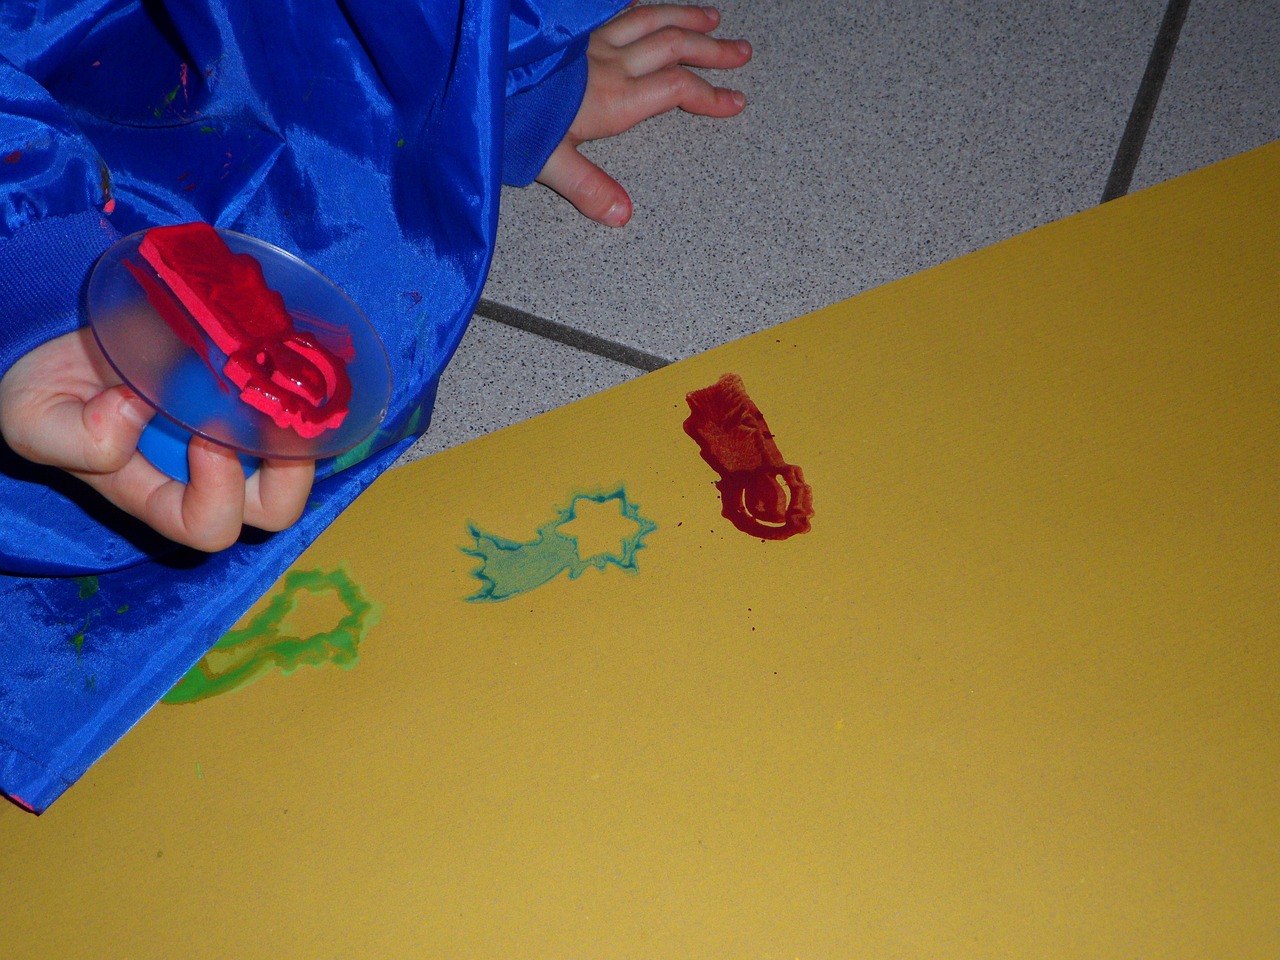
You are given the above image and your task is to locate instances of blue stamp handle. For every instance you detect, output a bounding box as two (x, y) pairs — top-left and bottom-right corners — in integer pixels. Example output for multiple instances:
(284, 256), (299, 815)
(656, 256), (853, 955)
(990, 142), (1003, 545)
(137, 415), (259, 484)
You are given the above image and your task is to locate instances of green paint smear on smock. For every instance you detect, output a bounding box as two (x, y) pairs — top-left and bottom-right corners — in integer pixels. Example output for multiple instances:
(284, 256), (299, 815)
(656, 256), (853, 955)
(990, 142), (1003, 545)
(69, 613), (92, 657)
(163, 568), (380, 705)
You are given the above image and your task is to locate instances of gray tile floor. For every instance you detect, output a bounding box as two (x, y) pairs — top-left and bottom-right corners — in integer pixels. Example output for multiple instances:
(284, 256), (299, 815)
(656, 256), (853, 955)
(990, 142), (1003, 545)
(403, 0), (1279, 463)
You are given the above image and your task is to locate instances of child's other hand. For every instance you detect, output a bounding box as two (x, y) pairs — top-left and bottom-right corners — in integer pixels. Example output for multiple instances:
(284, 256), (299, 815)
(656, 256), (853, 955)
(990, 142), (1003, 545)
(537, 3), (752, 226)
(0, 329), (315, 553)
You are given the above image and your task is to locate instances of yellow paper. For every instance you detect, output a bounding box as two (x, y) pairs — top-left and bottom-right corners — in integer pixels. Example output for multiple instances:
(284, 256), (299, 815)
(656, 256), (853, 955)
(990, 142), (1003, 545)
(3, 143), (1277, 958)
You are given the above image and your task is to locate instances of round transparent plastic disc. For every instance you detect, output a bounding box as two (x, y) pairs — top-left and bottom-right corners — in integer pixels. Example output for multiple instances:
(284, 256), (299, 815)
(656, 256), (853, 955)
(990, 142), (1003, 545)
(87, 228), (391, 461)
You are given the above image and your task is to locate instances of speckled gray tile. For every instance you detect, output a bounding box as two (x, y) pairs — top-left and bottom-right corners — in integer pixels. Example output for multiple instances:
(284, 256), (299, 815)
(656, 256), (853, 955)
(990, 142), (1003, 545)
(1130, 0), (1280, 190)
(396, 315), (636, 464)
(483, 0), (1167, 361)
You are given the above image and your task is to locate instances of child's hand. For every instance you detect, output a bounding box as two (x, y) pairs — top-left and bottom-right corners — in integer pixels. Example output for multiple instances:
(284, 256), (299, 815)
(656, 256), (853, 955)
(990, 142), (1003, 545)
(537, 3), (752, 226)
(0, 329), (315, 553)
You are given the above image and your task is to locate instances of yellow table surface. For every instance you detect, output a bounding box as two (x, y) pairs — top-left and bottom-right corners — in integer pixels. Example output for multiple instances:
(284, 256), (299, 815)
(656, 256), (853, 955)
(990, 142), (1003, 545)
(3, 143), (1277, 958)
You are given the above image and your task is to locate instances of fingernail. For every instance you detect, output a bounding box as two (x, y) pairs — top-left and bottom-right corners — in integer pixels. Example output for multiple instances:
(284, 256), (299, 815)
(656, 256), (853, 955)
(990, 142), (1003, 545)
(603, 200), (630, 227)
(119, 394), (154, 430)
(731, 90), (746, 108)
(736, 40), (752, 57)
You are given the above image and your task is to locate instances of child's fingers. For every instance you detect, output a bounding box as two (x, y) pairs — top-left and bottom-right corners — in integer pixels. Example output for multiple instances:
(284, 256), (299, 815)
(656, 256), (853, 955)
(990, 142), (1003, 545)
(77, 385), (156, 469)
(163, 438), (249, 551)
(536, 142), (633, 227)
(618, 28), (751, 77)
(77, 439), (313, 550)
(596, 3), (722, 47)
(3, 383), (152, 475)
(621, 66), (747, 126)
(71, 437), (247, 552)
(245, 457), (316, 532)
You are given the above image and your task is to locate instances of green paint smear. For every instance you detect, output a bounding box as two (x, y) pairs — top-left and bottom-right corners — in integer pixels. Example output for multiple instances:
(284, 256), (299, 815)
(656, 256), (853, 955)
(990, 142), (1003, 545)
(463, 486), (657, 602)
(333, 403), (425, 473)
(75, 576), (99, 600)
(163, 568), (380, 705)
(331, 429), (380, 473)
(69, 612), (92, 657)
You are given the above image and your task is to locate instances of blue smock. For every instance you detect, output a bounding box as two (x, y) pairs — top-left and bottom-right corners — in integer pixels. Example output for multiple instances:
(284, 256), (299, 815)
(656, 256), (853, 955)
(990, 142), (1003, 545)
(0, 0), (623, 812)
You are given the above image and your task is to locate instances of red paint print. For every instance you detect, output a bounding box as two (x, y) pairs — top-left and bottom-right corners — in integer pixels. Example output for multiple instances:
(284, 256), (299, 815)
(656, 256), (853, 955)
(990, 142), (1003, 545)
(683, 373), (813, 540)
(137, 223), (351, 437)
(3, 150), (22, 164)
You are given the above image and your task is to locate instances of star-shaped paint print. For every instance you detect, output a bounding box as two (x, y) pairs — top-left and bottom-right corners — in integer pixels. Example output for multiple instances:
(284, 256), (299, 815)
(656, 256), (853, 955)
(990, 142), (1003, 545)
(463, 487), (658, 602)
(555, 493), (650, 567)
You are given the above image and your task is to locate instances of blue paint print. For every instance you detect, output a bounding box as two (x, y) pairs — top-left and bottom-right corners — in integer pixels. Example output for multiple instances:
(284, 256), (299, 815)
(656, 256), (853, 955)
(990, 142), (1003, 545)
(463, 486), (657, 602)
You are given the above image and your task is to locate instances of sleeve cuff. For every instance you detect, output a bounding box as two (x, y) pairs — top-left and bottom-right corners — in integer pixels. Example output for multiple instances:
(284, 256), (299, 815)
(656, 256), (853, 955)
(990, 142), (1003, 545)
(0, 211), (121, 382)
(501, 41), (588, 187)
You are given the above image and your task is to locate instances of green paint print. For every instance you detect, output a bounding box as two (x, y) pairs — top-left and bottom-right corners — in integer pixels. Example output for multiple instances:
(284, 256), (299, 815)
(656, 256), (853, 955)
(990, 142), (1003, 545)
(463, 487), (657, 602)
(163, 568), (380, 705)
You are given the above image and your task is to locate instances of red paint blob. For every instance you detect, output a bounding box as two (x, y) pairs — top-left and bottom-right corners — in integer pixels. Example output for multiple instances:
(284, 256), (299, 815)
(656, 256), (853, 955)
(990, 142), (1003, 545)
(137, 223), (351, 437)
(683, 373), (813, 540)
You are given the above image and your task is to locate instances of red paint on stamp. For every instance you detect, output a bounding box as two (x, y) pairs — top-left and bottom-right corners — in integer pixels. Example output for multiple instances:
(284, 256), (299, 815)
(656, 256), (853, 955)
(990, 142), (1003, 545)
(124, 257), (223, 386)
(136, 223), (351, 437)
(683, 373), (814, 540)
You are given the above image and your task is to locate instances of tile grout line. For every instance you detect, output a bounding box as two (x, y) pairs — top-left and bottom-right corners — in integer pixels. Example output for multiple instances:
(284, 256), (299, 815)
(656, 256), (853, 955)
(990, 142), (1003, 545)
(1102, 0), (1193, 202)
(474, 297), (672, 372)
(479, 2), (1196, 364)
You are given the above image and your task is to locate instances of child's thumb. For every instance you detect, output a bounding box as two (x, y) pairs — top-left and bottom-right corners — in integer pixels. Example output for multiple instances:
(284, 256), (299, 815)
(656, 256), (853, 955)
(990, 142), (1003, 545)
(79, 384), (157, 470)
(536, 143), (632, 227)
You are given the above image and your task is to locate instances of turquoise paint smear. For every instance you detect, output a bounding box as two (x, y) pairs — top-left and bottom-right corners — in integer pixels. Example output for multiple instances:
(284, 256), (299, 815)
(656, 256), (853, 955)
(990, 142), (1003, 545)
(463, 487), (657, 602)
